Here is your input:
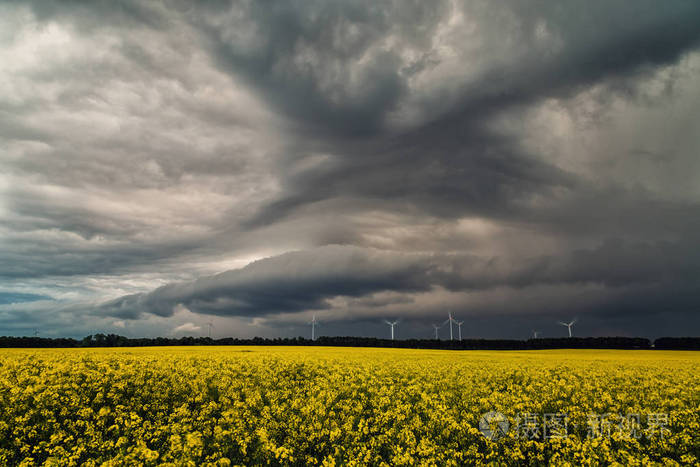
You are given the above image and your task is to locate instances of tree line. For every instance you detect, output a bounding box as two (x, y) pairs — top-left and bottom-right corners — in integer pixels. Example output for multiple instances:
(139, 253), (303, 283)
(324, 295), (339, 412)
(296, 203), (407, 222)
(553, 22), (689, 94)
(0, 334), (698, 349)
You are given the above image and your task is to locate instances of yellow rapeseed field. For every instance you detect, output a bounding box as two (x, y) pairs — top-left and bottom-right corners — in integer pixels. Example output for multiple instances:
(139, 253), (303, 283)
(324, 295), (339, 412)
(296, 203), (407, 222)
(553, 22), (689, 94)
(0, 347), (698, 466)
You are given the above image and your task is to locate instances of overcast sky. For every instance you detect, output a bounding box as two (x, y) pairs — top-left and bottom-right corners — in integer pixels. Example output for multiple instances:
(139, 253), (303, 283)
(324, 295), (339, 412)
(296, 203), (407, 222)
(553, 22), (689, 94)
(2, 1), (700, 340)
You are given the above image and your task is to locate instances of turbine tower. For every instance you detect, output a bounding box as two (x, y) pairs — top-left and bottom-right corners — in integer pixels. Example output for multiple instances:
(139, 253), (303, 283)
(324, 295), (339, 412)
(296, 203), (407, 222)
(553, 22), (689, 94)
(558, 319), (576, 337)
(456, 320), (464, 341)
(532, 330), (540, 339)
(206, 322), (213, 338)
(385, 320), (398, 340)
(444, 311), (457, 341)
(431, 323), (441, 340)
(309, 314), (318, 341)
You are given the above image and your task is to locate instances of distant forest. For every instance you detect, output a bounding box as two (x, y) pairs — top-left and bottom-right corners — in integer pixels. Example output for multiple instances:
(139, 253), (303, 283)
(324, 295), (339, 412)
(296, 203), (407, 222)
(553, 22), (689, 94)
(0, 334), (699, 350)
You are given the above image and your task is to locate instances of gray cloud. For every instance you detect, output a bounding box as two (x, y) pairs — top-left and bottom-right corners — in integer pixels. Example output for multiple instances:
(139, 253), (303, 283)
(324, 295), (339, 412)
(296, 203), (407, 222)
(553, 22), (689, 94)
(194, 0), (700, 133)
(1, 1), (700, 338)
(100, 245), (435, 318)
(99, 240), (700, 329)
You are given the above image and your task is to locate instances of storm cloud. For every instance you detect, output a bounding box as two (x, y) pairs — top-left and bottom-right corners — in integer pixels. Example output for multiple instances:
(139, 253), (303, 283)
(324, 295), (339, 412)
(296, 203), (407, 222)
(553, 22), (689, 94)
(1, 1), (700, 338)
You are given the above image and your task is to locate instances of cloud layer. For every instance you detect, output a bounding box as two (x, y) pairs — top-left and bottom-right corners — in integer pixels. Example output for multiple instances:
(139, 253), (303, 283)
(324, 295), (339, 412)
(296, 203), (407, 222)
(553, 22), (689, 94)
(2, 1), (700, 338)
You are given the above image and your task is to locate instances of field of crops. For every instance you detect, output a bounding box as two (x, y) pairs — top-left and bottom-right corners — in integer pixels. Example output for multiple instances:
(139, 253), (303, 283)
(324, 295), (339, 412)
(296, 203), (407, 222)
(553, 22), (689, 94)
(1, 347), (698, 466)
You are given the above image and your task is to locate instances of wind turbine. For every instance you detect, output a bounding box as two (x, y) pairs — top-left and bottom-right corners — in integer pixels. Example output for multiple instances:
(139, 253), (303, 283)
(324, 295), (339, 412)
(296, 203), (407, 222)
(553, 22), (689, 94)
(33, 329), (39, 337)
(456, 320), (464, 341)
(532, 330), (540, 339)
(385, 320), (398, 340)
(309, 314), (318, 341)
(558, 319), (576, 337)
(431, 323), (442, 340)
(444, 311), (457, 341)
(206, 322), (213, 338)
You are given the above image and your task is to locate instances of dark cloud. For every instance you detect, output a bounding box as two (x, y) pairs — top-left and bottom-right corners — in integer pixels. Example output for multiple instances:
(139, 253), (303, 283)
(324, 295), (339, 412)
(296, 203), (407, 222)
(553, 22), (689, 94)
(242, 119), (579, 229)
(194, 0), (448, 135)
(100, 245), (435, 318)
(99, 239), (700, 328)
(195, 0), (700, 135)
(224, 0), (700, 232)
(1, 1), (700, 337)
